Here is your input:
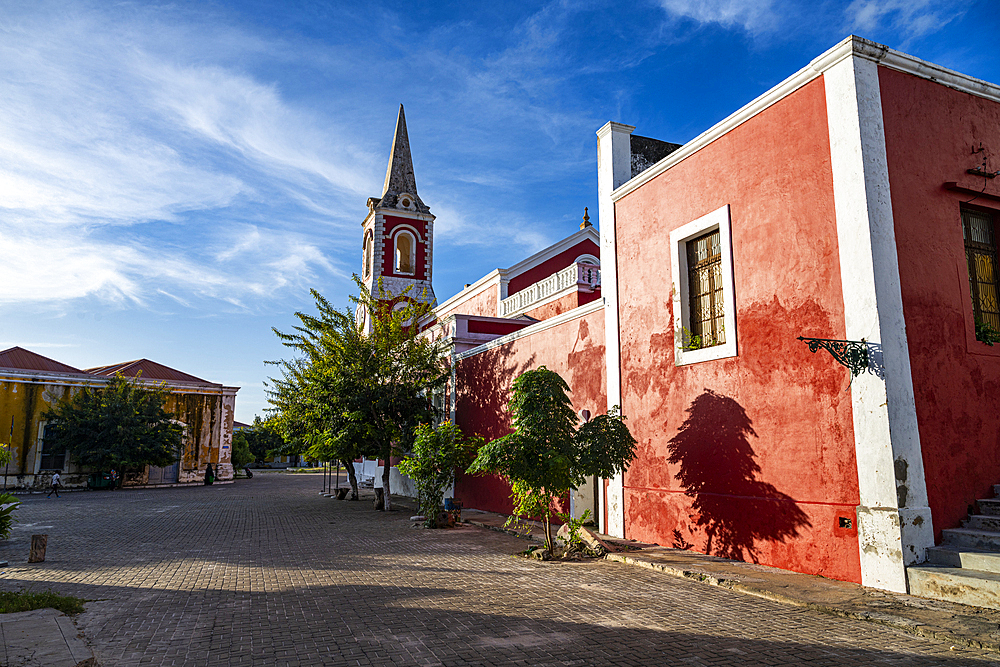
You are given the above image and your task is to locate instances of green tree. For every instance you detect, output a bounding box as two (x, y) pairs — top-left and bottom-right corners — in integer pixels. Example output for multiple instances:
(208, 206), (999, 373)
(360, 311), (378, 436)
(268, 278), (448, 509)
(0, 446), (17, 539)
(230, 435), (254, 470)
(43, 374), (183, 475)
(232, 417), (284, 465)
(398, 421), (482, 526)
(468, 366), (638, 553)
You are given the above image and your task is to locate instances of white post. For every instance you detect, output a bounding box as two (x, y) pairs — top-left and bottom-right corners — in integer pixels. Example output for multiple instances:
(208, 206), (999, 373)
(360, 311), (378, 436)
(825, 52), (933, 593)
(596, 121), (634, 537)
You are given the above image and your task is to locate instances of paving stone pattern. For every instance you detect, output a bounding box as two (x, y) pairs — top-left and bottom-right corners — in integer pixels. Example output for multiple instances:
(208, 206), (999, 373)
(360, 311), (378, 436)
(1, 474), (998, 666)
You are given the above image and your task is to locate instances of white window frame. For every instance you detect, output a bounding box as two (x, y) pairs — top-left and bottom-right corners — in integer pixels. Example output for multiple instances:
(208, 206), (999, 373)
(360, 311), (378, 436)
(363, 230), (374, 279)
(394, 229), (417, 275)
(670, 204), (737, 366)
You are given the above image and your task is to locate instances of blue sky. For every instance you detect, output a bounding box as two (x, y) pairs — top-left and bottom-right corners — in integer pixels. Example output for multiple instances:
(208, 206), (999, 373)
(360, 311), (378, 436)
(1, 0), (997, 421)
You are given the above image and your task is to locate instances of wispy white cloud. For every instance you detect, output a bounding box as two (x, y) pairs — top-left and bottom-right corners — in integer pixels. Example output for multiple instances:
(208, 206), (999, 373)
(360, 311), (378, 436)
(656, 0), (781, 34)
(845, 0), (966, 41)
(0, 4), (378, 307)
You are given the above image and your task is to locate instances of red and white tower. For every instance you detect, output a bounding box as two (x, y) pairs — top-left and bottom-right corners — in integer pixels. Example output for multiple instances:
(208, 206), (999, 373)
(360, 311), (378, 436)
(359, 105), (436, 330)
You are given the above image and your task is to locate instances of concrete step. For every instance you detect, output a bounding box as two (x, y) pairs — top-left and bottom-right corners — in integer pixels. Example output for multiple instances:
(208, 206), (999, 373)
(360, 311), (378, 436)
(941, 527), (1000, 550)
(963, 514), (1000, 532)
(976, 498), (1000, 516)
(908, 565), (1000, 611)
(927, 546), (1000, 574)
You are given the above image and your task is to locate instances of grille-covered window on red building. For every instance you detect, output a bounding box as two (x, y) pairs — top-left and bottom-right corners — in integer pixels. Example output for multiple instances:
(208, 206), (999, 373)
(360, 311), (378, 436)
(963, 208), (1000, 339)
(686, 229), (725, 348)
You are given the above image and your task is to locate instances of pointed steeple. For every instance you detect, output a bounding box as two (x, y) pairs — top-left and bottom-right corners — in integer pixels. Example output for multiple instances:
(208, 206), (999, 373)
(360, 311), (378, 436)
(377, 104), (429, 213)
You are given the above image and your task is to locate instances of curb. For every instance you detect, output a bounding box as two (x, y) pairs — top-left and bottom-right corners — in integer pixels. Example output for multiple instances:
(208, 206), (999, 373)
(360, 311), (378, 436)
(604, 552), (1000, 653)
(462, 514), (1000, 655)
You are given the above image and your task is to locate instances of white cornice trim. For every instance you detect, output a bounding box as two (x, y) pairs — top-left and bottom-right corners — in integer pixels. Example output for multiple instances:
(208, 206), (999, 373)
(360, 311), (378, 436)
(376, 208), (435, 223)
(454, 299), (604, 361)
(611, 35), (1000, 203)
(505, 227), (601, 278)
(433, 270), (503, 316)
(596, 121), (636, 139)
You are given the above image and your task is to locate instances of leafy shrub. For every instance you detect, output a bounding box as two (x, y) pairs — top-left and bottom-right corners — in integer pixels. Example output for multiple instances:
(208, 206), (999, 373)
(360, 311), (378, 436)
(398, 422), (480, 527)
(0, 493), (20, 540)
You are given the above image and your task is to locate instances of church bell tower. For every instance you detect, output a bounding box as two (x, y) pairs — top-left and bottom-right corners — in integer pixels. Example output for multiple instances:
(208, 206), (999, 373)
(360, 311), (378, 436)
(360, 105), (436, 330)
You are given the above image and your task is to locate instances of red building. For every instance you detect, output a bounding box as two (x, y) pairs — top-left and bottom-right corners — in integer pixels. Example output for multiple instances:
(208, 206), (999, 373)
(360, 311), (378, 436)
(368, 37), (1000, 602)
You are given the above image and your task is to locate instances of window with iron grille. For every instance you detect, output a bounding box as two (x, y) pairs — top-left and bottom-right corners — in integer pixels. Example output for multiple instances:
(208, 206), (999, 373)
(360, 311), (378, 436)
(963, 208), (1000, 338)
(670, 204), (737, 366)
(39, 423), (65, 471)
(686, 230), (725, 348)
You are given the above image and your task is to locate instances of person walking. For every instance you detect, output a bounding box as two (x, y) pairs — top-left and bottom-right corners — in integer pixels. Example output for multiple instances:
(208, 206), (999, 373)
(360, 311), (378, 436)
(47, 471), (61, 498)
(204, 463), (215, 485)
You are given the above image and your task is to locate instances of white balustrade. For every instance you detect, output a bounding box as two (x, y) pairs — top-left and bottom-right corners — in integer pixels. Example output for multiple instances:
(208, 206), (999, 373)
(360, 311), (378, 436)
(499, 263), (601, 317)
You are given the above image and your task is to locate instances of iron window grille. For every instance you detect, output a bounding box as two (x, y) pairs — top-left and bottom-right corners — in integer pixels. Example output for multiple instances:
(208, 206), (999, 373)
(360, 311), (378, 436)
(963, 208), (1000, 334)
(686, 230), (725, 348)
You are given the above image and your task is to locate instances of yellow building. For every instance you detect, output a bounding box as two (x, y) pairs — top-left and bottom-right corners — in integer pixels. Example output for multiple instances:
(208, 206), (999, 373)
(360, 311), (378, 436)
(0, 347), (238, 491)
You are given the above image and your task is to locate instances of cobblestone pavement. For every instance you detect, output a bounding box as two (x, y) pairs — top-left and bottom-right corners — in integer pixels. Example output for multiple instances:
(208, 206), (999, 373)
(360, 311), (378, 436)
(1, 474), (999, 667)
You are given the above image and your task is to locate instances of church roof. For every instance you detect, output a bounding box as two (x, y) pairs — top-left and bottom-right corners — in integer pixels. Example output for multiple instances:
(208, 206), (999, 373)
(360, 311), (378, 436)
(372, 104), (431, 214)
(0, 347), (88, 375)
(85, 359), (214, 385)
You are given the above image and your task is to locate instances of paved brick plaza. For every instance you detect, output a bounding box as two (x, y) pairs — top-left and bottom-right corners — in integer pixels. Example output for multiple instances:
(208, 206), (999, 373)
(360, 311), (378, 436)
(0, 473), (997, 666)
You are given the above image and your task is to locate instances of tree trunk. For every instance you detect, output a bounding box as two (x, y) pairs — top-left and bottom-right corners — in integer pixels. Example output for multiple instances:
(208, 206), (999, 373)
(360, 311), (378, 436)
(341, 458), (359, 500)
(29, 534), (47, 563)
(381, 445), (392, 511)
(544, 511), (554, 554)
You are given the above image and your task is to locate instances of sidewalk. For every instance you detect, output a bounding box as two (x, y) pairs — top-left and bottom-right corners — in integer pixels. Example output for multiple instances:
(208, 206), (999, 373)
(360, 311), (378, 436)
(0, 608), (93, 667)
(462, 508), (1000, 653)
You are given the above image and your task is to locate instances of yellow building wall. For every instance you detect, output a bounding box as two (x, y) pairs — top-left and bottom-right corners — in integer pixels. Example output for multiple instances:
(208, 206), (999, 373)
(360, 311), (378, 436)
(0, 376), (234, 490)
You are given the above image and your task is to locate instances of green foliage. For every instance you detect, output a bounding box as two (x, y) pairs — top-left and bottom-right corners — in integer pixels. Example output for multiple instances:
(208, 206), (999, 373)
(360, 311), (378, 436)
(0, 589), (86, 615)
(468, 366), (638, 552)
(976, 318), (1000, 346)
(232, 417), (283, 463)
(230, 436), (254, 469)
(267, 277), (449, 509)
(397, 422), (481, 526)
(0, 493), (20, 540)
(0, 446), (10, 468)
(43, 374), (182, 472)
(555, 509), (592, 555)
(680, 325), (723, 351)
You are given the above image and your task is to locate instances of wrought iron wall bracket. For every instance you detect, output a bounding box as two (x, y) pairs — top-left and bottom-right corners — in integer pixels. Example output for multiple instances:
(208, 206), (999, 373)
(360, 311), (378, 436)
(797, 337), (872, 378)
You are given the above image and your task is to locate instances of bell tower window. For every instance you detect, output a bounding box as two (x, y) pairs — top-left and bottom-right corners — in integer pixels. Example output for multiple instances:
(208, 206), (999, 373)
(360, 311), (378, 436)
(395, 230), (416, 275)
(363, 230), (374, 279)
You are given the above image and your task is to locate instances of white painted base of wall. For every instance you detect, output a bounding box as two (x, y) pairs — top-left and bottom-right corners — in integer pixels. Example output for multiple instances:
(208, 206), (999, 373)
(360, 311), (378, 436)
(900, 506), (934, 565)
(857, 505), (933, 593)
(570, 477), (597, 523)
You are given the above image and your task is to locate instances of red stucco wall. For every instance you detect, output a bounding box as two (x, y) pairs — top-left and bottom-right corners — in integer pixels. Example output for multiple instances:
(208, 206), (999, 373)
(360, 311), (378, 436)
(879, 67), (1000, 540)
(507, 240), (601, 295)
(523, 289), (600, 322)
(454, 307), (606, 515)
(435, 284), (499, 320)
(382, 215), (428, 281)
(613, 77), (862, 582)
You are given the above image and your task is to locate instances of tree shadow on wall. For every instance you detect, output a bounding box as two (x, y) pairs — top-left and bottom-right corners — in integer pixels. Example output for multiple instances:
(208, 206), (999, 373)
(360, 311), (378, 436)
(455, 345), (536, 441)
(667, 390), (811, 563)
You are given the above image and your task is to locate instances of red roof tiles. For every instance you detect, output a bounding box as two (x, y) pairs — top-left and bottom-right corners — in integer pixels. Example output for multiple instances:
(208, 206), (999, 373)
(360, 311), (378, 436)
(0, 347), (87, 374)
(85, 359), (211, 384)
